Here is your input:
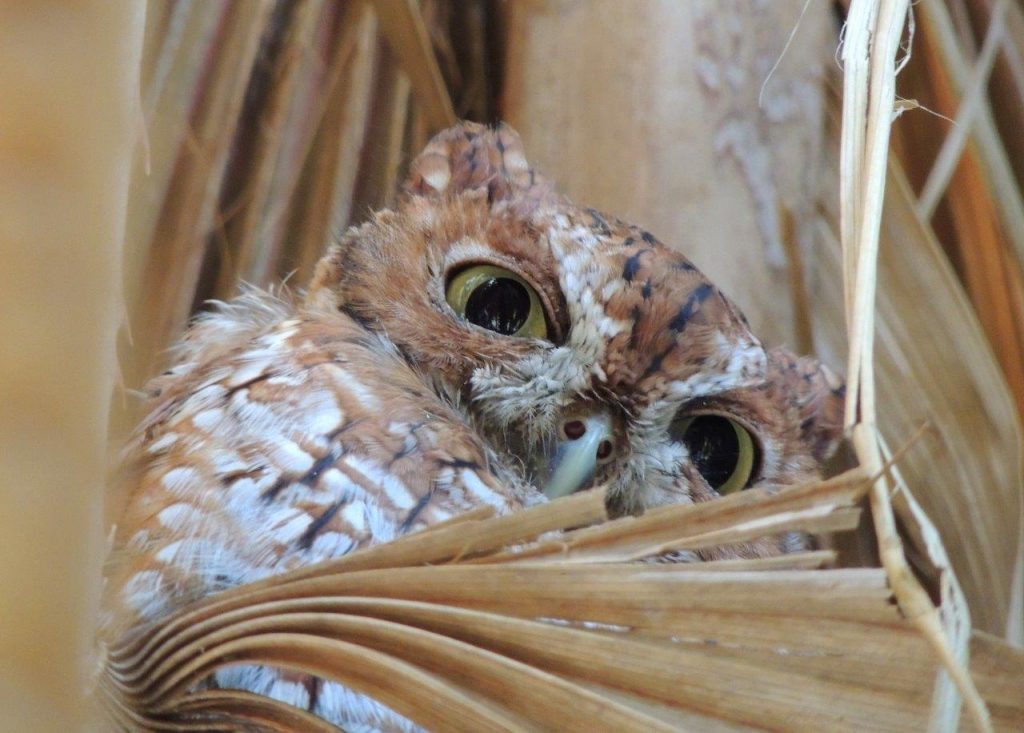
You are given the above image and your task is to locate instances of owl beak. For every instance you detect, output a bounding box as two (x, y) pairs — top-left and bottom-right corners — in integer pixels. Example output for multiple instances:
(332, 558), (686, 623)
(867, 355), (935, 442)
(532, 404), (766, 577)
(541, 410), (616, 499)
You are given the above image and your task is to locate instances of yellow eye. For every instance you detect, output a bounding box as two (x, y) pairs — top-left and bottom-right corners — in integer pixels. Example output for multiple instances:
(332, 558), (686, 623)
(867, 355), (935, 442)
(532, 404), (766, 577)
(670, 414), (758, 495)
(445, 265), (549, 339)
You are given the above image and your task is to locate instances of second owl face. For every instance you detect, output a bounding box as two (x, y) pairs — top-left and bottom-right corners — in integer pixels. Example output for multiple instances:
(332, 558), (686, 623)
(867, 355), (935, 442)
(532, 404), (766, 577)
(309, 122), (843, 517)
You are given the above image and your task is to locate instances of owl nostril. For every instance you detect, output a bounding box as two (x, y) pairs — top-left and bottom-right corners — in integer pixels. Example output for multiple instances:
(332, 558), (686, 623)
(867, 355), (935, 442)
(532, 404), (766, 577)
(545, 413), (615, 498)
(563, 420), (586, 440)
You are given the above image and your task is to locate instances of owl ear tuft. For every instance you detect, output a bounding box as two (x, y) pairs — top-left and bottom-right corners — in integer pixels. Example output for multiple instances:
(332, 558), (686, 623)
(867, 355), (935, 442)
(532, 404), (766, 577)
(400, 121), (554, 205)
(766, 348), (846, 463)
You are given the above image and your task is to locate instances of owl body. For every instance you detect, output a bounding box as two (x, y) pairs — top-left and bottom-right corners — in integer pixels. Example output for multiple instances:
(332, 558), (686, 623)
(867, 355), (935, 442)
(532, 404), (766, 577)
(104, 123), (843, 730)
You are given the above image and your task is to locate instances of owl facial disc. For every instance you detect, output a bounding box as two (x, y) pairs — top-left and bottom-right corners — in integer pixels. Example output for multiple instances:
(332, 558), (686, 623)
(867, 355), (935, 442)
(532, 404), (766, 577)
(540, 409), (616, 499)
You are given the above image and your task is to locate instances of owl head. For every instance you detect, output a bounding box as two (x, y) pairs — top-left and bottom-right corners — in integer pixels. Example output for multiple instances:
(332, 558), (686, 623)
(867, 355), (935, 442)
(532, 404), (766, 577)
(308, 122), (844, 520)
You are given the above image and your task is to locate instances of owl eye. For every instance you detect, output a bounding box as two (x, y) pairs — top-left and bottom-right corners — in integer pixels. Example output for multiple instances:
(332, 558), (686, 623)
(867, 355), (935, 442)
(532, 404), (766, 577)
(670, 414), (759, 494)
(445, 264), (548, 339)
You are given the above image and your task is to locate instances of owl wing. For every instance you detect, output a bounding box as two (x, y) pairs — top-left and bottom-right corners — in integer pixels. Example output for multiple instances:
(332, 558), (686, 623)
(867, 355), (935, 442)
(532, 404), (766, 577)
(106, 296), (523, 631)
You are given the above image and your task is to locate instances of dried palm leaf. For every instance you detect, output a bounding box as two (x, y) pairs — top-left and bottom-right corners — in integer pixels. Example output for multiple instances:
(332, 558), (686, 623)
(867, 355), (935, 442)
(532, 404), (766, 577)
(890, 0), (1024, 422)
(371, 0), (456, 130)
(102, 470), (1023, 731)
(0, 3), (143, 728)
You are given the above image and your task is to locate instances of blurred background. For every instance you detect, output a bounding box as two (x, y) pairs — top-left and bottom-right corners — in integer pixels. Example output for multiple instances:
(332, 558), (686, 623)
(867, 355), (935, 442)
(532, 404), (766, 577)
(1, 1), (1021, 729)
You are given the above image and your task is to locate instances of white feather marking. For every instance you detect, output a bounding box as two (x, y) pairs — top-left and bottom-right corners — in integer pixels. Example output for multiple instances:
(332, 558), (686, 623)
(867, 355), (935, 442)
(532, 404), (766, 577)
(266, 371), (308, 388)
(340, 501), (368, 534)
(315, 680), (423, 732)
(259, 323), (298, 349)
(548, 237), (612, 368)
(165, 361), (194, 377)
(343, 455), (415, 510)
(227, 390), (290, 438)
(296, 389), (344, 435)
(152, 539), (185, 565)
(269, 438), (314, 473)
(223, 476), (263, 517)
(723, 336), (767, 380)
(195, 367), (234, 391)
(215, 665), (279, 697)
(272, 481), (325, 506)
(154, 537), (263, 589)
(362, 502), (399, 543)
(424, 167), (451, 192)
(568, 224), (600, 250)
(414, 204), (437, 227)
(160, 467), (202, 496)
(267, 507), (312, 544)
(668, 338), (766, 399)
(146, 432), (179, 454)
(172, 288), (292, 367)
(600, 278), (623, 301)
(324, 365), (381, 411)
(310, 530), (357, 558)
(224, 357), (274, 388)
(441, 239), (501, 273)
(502, 149), (528, 173)
(321, 467), (369, 502)
(123, 569), (169, 620)
(432, 466), (463, 506)
(191, 407), (224, 432)
(175, 384), (227, 421)
(459, 468), (507, 509)
(267, 679), (311, 710)
(209, 449), (247, 476)
(157, 503), (201, 532)
(127, 529), (150, 549)
(595, 313), (630, 339)
(429, 506), (453, 522)
(469, 345), (591, 445)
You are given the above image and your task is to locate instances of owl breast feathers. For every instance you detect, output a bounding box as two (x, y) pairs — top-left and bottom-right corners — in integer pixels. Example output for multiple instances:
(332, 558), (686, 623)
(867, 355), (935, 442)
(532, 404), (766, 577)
(103, 122), (844, 730)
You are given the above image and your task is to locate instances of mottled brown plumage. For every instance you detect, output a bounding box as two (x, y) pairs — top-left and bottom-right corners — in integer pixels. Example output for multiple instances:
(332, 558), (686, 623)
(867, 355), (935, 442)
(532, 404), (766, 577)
(103, 122), (843, 730)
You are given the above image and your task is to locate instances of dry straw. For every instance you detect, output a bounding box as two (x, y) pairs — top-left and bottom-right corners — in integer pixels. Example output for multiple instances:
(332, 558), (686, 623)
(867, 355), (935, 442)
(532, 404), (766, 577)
(83, 1), (1024, 731)
(0, 4), (143, 729)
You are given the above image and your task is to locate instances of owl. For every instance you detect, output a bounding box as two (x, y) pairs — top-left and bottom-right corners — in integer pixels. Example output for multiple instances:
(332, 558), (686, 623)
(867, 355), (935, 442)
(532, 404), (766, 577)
(102, 122), (844, 731)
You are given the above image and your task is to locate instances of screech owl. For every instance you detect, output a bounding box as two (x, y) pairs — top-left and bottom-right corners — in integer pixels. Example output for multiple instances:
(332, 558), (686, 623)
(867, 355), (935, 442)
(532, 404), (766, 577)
(102, 122), (844, 731)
